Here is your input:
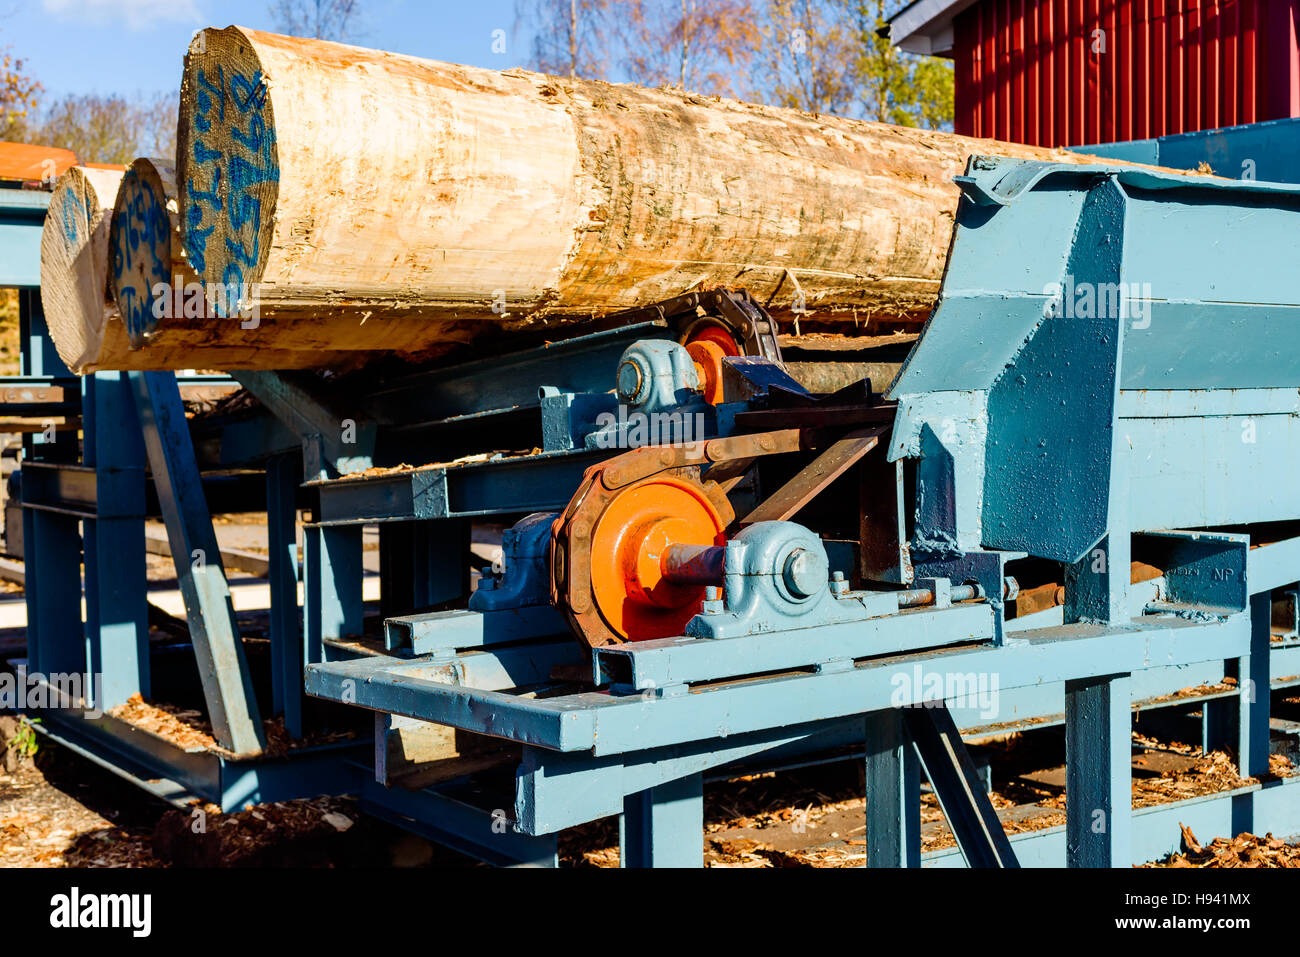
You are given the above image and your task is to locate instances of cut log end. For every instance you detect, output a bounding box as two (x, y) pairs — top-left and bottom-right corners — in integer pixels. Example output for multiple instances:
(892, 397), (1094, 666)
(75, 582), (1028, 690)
(178, 26), (279, 304)
(40, 166), (129, 374)
(111, 157), (184, 348)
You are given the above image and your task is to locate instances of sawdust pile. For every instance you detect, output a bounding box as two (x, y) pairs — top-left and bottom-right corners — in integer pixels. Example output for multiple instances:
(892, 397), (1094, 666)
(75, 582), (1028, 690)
(108, 694), (215, 751)
(105, 694), (357, 758)
(1149, 826), (1300, 868)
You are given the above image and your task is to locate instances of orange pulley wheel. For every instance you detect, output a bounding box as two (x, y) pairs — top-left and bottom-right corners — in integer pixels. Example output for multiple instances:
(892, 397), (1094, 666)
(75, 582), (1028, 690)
(588, 475), (728, 643)
(683, 322), (741, 406)
(684, 323), (742, 357)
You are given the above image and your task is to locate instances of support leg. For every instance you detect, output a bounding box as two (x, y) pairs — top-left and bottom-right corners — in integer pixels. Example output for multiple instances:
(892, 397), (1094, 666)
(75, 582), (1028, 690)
(83, 371), (148, 710)
(1065, 673), (1132, 868)
(1238, 592), (1272, 780)
(83, 517), (148, 708)
(864, 709), (921, 867)
(303, 523), (363, 663)
(23, 509), (83, 679)
(620, 773), (704, 868)
(267, 454), (302, 736)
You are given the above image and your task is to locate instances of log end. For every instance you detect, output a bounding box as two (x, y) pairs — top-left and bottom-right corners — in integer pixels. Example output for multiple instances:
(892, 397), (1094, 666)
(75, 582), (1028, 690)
(40, 166), (127, 374)
(178, 25), (279, 301)
(111, 157), (182, 348)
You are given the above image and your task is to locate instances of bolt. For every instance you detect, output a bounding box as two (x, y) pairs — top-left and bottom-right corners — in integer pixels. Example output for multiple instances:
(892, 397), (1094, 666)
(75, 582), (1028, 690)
(617, 359), (644, 403)
(702, 584), (724, 615)
(782, 548), (827, 599)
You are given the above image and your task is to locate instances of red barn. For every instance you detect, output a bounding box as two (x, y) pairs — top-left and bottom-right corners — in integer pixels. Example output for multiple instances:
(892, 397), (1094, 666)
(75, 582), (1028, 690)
(889, 0), (1300, 146)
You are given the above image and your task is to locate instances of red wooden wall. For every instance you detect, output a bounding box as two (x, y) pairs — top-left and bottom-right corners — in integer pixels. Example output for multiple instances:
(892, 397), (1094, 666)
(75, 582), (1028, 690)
(952, 0), (1300, 146)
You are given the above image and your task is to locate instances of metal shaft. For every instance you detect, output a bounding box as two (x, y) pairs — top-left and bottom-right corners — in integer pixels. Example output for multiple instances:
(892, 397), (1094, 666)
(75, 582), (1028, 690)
(661, 543), (726, 585)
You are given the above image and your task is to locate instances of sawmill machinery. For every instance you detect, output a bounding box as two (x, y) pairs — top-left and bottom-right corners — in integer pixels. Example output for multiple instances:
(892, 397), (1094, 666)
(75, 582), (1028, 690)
(300, 152), (1300, 867)
(8, 130), (1300, 866)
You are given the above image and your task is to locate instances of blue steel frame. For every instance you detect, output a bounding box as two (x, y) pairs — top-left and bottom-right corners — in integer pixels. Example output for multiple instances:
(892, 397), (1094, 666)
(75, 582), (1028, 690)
(1, 188), (362, 809)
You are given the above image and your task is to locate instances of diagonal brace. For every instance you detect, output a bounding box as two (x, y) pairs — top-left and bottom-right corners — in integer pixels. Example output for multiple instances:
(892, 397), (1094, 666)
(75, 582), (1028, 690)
(130, 371), (265, 755)
(740, 425), (885, 526)
(900, 703), (1018, 868)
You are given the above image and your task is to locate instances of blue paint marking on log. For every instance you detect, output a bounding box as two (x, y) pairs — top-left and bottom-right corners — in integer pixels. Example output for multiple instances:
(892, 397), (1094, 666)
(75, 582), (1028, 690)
(111, 167), (173, 345)
(184, 63), (279, 305)
(60, 194), (78, 243)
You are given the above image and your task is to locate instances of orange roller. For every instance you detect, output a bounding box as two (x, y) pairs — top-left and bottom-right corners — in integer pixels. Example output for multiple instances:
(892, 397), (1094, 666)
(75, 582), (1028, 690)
(588, 475), (727, 642)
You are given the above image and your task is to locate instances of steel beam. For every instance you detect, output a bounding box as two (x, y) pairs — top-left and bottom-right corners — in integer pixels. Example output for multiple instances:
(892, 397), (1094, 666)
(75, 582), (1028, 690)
(267, 454), (303, 736)
(82, 372), (149, 709)
(234, 370), (375, 477)
(307, 613), (1247, 758)
(1065, 673), (1132, 868)
(1238, 592), (1273, 780)
(864, 708), (921, 867)
(902, 704), (1018, 868)
(621, 773), (704, 868)
(303, 523), (363, 659)
(22, 507), (83, 679)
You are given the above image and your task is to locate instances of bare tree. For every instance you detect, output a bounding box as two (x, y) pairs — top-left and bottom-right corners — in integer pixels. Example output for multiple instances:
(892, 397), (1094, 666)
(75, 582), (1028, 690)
(516, 0), (614, 80)
(618, 0), (761, 97)
(755, 0), (856, 114)
(23, 91), (178, 165)
(32, 94), (141, 165)
(137, 91), (180, 159)
(269, 0), (363, 42)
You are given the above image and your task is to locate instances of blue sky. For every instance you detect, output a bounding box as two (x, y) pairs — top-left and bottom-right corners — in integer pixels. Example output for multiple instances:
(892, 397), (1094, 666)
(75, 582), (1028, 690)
(2, 0), (535, 100)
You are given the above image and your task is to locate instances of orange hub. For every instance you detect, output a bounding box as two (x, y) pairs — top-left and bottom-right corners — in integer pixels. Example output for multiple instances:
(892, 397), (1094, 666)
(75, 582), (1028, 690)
(686, 339), (728, 405)
(588, 475), (727, 642)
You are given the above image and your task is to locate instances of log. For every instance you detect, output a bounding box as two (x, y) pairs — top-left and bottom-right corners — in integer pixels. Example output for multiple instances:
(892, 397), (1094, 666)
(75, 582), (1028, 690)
(42, 163), (306, 373)
(105, 157), (311, 370)
(169, 28), (1162, 370)
(41, 166), (131, 373)
(111, 157), (190, 348)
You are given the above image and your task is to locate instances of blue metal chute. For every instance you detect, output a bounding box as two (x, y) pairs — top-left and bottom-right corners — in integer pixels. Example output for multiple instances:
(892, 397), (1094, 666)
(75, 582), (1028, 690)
(890, 157), (1300, 565)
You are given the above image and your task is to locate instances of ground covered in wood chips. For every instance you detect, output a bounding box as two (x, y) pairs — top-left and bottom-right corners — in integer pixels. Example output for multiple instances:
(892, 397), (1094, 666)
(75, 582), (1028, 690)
(561, 729), (1300, 868)
(0, 740), (479, 868)
(1147, 825), (1300, 867)
(2, 711), (1299, 868)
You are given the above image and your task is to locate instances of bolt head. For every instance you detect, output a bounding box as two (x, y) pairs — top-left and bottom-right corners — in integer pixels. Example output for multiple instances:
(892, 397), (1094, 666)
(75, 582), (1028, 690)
(783, 548), (828, 599)
(617, 360), (644, 402)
